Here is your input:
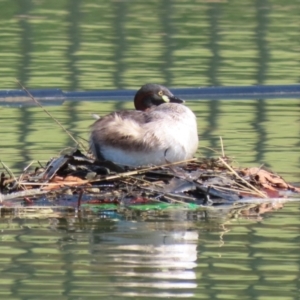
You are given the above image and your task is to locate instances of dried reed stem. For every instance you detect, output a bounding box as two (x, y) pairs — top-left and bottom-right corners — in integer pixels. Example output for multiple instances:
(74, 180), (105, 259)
(218, 157), (267, 198)
(0, 161), (25, 194)
(211, 185), (261, 196)
(16, 80), (87, 152)
(220, 136), (225, 157)
(96, 158), (197, 182)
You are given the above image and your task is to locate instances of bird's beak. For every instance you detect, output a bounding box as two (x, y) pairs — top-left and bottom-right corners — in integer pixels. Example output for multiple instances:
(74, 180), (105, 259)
(162, 95), (185, 104)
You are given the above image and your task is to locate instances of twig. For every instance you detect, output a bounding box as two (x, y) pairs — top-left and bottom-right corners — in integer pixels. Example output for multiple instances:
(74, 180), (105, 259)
(121, 177), (197, 202)
(16, 80), (87, 152)
(254, 163), (265, 175)
(162, 195), (192, 206)
(0, 161), (24, 192)
(19, 160), (37, 186)
(220, 136), (225, 157)
(37, 161), (45, 168)
(77, 189), (84, 210)
(94, 158), (198, 182)
(0, 161), (17, 181)
(0, 188), (48, 202)
(211, 185), (261, 196)
(218, 157), (267, 198)
(22, 160), (36, 172)
(19, 181), (89, 186)
(199, 146), (220, 154)
(215, 174), (259, 194)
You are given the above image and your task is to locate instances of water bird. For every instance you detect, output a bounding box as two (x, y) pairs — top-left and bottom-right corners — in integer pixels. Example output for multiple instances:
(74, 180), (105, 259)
(89, 83), (198, 166)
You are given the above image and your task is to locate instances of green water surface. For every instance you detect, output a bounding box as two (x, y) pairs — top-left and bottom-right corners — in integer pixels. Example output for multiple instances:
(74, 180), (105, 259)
(0, 0), (299, 299)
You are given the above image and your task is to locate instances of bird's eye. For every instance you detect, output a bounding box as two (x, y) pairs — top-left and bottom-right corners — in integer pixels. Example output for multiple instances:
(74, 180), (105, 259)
(158, 91), (163, 96)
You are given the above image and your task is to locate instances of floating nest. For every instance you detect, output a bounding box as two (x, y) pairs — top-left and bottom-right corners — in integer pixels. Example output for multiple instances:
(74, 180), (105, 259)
(0, 149), (299, 220)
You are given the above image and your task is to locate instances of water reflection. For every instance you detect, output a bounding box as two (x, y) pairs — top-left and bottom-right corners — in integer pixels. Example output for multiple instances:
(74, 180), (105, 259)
(1, 1), (300, 89)
(1, 202), (300, 299)
(91, 219), (198, 297)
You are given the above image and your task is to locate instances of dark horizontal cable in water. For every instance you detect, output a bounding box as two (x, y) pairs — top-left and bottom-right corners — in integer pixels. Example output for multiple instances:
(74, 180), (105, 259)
(1, 84), (300, 106)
